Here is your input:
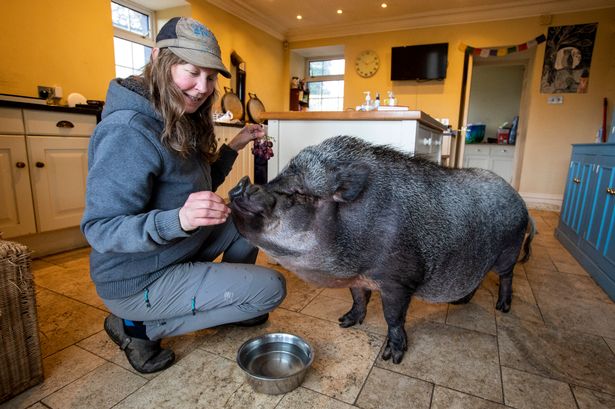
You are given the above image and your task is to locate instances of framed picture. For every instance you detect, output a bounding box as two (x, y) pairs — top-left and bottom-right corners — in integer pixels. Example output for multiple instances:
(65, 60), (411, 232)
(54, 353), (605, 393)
(540, 23), (598, 94)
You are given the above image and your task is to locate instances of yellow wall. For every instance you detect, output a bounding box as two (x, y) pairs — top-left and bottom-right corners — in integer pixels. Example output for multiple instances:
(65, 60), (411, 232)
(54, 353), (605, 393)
(0, 0), (285, 113)
(288, 8), (615, 200)
(189, 0), (285, 113)
(0, 0), (115, 101)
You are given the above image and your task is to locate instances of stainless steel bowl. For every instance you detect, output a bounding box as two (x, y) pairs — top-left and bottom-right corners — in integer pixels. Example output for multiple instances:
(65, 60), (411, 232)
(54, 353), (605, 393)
(236, 332), (314, 395)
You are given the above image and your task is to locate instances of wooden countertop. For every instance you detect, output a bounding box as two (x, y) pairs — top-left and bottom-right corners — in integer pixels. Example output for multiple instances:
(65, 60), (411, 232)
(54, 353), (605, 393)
(261, 110), (447, 131)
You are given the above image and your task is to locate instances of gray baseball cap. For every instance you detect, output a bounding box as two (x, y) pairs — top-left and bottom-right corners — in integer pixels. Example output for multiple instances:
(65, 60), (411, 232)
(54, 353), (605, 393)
(156, 17), (231, 78)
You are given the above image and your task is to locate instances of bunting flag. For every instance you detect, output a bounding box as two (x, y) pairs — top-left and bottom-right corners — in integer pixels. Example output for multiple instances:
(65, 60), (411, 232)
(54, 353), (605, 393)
(458, 34), (546, 57)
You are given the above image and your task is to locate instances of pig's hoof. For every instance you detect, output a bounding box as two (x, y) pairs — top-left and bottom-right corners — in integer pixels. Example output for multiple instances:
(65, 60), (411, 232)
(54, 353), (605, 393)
(495, 298), (511, 313)
(338, 311), (363, 328)
(381, 345), (405, 364)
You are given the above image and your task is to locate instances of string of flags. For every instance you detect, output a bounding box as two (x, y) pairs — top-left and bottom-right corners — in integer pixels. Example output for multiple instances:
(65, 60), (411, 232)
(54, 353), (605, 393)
(458, 34), (546, 57)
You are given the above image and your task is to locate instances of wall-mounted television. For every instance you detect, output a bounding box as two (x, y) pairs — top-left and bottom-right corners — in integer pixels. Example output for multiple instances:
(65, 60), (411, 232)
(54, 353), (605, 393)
(391, 43), (448, 81)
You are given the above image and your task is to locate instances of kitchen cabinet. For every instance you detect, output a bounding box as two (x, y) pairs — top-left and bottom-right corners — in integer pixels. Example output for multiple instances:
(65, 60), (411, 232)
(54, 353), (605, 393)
(213, 124), (254, 200)
(260, 111), (445, 180)
(0, 107), (95, 239)
(556, 143), (615, 301)
(463, 144), (515, 183)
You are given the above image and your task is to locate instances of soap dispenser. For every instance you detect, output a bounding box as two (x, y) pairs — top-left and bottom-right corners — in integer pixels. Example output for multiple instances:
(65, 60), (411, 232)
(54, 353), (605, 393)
(363, 91), (372, 111)
(387, 90), (396, 106)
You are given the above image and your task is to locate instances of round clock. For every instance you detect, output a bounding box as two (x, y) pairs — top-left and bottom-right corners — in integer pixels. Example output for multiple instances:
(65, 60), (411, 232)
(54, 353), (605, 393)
(355, 50), (380, 78)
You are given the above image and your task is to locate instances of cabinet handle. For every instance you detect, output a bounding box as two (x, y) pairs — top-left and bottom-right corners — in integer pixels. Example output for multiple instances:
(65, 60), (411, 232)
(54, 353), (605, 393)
(35, 161), (45, 168)
(16, 162), (26, 168)
(607, 187), (615, 195)
(56, 120), (74, 128)
(573, 177), (581, 184)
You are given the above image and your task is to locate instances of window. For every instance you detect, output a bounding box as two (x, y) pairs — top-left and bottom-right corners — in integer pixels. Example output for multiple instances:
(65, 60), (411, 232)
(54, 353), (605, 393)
(306, 58), (345, 111)
(111, 1), (154, 78)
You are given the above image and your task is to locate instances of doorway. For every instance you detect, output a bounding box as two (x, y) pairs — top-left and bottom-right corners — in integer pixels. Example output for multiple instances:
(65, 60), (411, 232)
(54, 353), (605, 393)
(457, 49), (535, 190)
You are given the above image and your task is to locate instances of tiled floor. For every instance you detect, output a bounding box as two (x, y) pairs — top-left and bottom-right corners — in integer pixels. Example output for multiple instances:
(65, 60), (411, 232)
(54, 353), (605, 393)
(2, 210), (615, 409)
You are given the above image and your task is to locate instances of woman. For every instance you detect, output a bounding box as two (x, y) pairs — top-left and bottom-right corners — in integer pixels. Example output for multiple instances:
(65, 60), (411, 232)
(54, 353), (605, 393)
(81, 17), (286, 374)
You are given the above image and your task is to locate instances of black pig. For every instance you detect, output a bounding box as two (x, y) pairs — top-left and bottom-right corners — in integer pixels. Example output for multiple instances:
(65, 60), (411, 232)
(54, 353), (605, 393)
(229, 135), (534, 364)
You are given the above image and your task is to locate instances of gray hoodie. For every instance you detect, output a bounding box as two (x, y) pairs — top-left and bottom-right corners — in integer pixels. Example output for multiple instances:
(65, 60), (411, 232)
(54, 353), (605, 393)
(81, 78), (238, 299)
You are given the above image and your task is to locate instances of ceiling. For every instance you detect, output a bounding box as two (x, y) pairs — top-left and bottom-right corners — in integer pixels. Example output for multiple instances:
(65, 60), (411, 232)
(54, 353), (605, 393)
(137, 0), (615, 41)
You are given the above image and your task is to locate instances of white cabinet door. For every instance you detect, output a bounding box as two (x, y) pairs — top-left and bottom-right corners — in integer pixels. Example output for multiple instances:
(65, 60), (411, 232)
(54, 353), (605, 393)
(27, 136), (89, 232)
(0, 135), (36, 237)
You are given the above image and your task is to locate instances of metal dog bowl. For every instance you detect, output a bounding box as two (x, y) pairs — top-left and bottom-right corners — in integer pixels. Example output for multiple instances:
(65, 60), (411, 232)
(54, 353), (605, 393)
(236, 333), (314, 395)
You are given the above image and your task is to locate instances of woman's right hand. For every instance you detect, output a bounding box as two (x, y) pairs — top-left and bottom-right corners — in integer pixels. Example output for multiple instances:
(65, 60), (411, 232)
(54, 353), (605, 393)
(179, 191), (230, 231)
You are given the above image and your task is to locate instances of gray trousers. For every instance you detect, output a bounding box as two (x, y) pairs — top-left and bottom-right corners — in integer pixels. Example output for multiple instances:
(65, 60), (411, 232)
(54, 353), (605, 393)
(102, 219), (286, 341)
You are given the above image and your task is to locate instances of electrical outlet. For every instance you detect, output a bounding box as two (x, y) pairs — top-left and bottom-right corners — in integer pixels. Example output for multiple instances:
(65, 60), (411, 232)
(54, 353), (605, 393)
(38, 86), (55, 99)
(548, 95), (563, 104)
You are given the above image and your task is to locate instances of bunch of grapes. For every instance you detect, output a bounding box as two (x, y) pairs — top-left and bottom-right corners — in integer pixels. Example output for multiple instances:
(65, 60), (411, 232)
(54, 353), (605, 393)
(252, 137), (274, 160)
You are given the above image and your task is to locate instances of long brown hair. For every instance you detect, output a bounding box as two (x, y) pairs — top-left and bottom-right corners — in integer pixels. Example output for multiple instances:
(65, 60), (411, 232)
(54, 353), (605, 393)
(142, 48), (219, 162)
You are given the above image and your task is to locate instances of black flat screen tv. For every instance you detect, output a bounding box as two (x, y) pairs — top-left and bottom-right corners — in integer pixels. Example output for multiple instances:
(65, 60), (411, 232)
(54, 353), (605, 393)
(391, 43), (448, 81)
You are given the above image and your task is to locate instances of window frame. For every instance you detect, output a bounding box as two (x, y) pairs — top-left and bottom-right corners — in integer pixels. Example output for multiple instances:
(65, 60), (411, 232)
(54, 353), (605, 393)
(304, 55), (345, 112)
(111, 0), (155, 48)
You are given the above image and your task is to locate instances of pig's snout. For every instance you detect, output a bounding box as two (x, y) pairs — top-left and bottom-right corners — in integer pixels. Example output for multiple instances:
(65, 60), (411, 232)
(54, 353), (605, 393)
(229, 176), (252, 202)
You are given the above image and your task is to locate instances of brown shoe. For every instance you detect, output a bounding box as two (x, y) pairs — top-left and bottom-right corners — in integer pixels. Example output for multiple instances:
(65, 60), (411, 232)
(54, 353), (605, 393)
(104, 314), (175, 373)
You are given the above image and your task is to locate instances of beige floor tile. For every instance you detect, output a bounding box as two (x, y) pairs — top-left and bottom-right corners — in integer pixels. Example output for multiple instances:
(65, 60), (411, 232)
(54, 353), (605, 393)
(604, 337), (615, 352)
(497, 315), (615, 395)
(41, 362), (147, 409)
(224, 383), (285, 409)
(571, 385), (615, 409)
(0, 346), (105, 409)
(446, 288), (497, 335)
(545, 246), (589, 276)
(355, 367), (433, 409)
(112, 348), (277, 409)
(523, 244), (557, 270)
(34, 264), (106, 309)
(533, 290), (615, 339)
(377, 321), (502, 403)
(502, 366), (576, 409)
(35, 287), (108, 357)
(198, 308), (384, 404)
(431, 386), (508, 409)
(277, 387), (355, 409)
(527, 266), (611, 303)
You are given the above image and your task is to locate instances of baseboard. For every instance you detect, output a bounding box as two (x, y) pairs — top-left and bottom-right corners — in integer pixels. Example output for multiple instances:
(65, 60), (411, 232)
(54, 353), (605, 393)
(519, 192), (563, 211)
(10, 227), (88, 259)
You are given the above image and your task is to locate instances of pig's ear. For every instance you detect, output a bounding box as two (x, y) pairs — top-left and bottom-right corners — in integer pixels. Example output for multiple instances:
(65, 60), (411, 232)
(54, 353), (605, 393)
(332, 162), (370, 202)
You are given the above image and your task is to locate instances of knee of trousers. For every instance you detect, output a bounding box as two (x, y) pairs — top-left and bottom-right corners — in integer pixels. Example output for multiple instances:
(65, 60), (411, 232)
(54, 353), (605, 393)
(257, 267), (287, 308)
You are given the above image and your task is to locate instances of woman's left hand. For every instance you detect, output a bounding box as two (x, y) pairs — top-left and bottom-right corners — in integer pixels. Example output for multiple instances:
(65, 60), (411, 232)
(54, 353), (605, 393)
(227, 124), (265, 151)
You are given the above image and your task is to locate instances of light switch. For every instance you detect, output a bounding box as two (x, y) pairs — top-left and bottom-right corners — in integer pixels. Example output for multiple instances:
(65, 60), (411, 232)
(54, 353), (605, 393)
(548, 96), (563, 104)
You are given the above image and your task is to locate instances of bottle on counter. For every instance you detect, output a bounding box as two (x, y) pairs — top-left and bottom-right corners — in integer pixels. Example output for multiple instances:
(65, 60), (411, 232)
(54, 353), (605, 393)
(374, 92), (380, 109)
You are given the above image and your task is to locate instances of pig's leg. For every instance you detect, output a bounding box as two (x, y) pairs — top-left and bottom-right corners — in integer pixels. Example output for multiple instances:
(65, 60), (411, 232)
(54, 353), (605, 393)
(493, 243), (522, 313)
(380, 288), (411, 364)
(339, 287), (371, 327)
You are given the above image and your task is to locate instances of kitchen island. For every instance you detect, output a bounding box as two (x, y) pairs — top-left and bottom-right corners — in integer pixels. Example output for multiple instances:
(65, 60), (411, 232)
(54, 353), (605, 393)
(260, 110), (447, 180)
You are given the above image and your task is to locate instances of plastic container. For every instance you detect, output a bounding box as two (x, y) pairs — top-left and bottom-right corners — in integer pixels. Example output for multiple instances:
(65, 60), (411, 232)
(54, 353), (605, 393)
(466, 124), (486, 144)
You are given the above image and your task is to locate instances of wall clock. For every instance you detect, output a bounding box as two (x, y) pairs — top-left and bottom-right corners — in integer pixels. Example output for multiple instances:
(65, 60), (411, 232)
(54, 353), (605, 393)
(355, 50), (380, 78)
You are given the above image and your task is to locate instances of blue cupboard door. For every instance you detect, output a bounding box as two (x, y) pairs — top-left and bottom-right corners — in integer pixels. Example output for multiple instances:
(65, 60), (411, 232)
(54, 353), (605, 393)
(581, 154), (615, 274)
(559, 153), (597, 239)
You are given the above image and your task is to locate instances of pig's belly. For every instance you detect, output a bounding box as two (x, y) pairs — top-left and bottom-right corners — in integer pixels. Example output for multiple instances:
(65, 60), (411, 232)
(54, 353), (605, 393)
(413, 267), (489, 303)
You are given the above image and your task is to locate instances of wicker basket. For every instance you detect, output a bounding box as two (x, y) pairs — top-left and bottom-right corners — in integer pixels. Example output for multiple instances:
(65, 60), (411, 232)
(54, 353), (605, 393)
(0, 240), (43, 403)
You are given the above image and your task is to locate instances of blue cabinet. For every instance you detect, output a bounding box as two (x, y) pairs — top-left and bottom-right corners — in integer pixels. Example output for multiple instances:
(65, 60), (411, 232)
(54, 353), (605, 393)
(556, 143), (615, 301)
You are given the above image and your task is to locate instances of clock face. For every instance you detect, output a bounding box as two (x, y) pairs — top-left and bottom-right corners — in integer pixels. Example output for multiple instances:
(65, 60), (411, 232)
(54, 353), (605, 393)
(355, 50), (380, 78)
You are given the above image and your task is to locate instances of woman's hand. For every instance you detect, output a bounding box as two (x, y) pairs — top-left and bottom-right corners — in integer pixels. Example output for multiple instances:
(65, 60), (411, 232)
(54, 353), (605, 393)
(179, 191), (230, 231)
(227, 124), (265, 151)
